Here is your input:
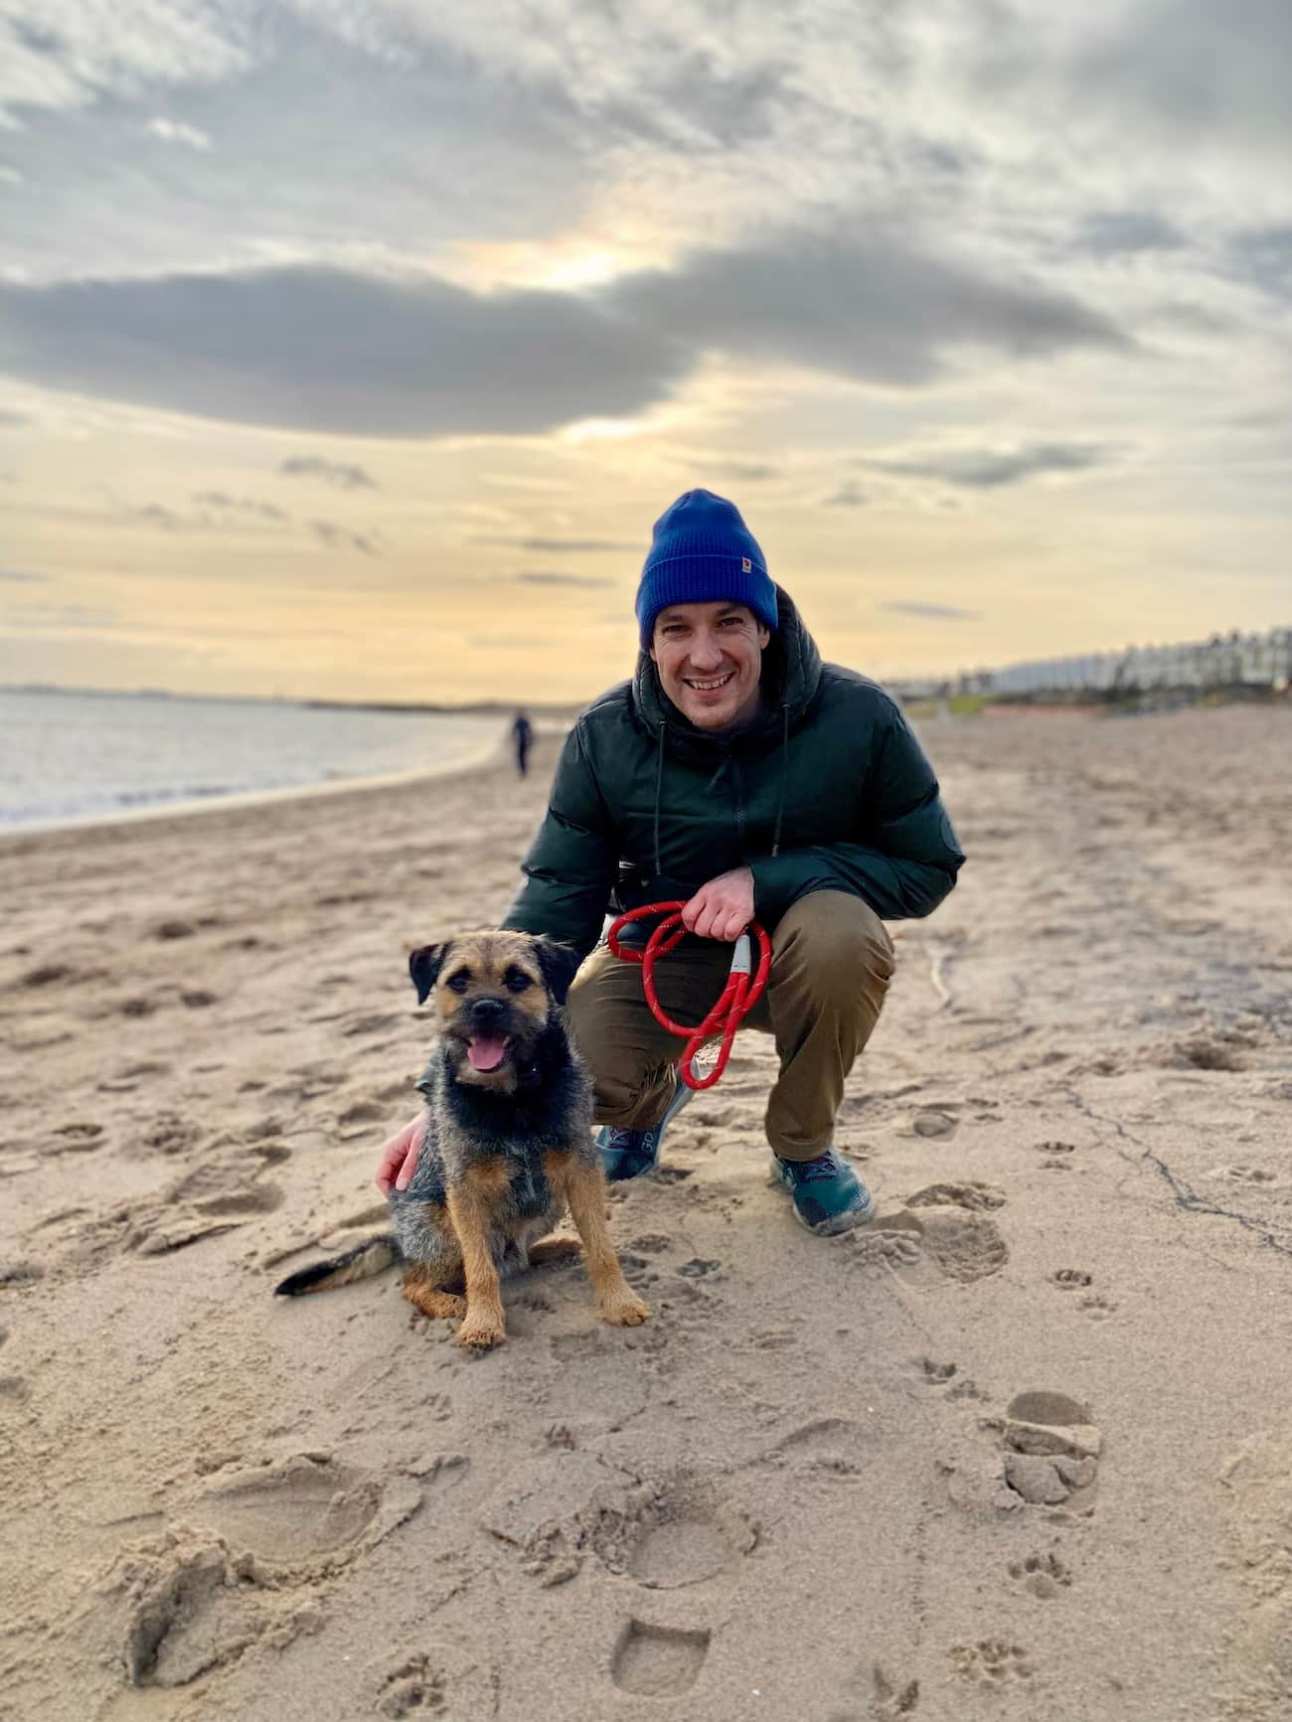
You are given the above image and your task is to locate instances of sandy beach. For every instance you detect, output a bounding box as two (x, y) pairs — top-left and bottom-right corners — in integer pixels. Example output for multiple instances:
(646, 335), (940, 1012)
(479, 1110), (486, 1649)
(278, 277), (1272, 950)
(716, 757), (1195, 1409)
(2, 702), (1291, 1722)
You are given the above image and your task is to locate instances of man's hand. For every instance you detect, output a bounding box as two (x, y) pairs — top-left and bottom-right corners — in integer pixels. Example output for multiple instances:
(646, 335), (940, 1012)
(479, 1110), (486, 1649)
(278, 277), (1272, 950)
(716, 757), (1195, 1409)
(682, 866), (756, 942)
(375, 1114), (425, 1195)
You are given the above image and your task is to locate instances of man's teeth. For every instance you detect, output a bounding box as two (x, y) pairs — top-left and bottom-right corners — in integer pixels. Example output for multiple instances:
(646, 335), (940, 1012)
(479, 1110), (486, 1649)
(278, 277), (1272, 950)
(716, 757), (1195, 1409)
(687, 672), (734, 690)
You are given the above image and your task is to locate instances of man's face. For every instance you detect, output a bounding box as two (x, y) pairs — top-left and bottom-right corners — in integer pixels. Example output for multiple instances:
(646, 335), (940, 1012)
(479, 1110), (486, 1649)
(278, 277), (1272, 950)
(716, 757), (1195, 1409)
(650, 600), (771, 731)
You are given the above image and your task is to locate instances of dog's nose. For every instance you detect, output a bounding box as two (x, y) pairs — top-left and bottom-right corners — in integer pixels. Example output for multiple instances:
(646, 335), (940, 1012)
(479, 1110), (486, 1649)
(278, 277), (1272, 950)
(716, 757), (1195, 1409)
(469, 996), (507, 1027)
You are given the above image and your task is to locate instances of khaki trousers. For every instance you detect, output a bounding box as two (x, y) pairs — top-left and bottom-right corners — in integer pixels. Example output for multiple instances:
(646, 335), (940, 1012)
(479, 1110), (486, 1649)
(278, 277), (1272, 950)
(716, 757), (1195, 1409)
(566, 890), (894, 1161)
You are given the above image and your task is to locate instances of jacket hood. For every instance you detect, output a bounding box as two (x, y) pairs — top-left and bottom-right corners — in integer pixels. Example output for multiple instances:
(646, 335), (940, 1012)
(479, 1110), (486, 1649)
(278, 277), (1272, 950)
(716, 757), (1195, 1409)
(631, 584), (822, 760)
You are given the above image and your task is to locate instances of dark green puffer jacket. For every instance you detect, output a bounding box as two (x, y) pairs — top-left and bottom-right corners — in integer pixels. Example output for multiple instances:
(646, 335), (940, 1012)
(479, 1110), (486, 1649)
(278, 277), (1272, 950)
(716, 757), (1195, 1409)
(502, 589), (964, 961)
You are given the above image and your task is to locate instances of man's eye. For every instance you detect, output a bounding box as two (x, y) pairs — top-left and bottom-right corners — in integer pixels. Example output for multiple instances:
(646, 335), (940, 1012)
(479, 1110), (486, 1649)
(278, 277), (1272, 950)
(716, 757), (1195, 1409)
(447, 972), (471, 993)
(504, 969), (531, 993)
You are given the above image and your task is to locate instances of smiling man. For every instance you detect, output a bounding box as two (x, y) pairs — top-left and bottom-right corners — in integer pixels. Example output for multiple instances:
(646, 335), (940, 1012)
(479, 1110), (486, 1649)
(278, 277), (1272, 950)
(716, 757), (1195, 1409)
(378, 489), (964, 1236)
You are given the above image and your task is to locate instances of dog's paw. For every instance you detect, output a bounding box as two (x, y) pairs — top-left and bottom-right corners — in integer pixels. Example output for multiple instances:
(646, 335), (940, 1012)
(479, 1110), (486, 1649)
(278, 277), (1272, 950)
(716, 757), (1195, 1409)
(599, 1292), (650, 1328)
(456, 1319), (506, 1351)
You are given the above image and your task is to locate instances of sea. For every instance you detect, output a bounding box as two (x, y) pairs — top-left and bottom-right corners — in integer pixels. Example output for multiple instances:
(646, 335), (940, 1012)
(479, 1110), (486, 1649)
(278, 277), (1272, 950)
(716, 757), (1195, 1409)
(0, 688), (512, 833)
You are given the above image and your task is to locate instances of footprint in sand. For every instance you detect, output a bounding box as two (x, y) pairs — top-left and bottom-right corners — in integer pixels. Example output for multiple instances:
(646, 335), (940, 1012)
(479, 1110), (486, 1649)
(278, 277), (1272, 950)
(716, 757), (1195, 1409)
(611, 1621), (710, 1696)
(864, 1204), (1008, 1284)
(949, 1639), (1034, 1683)
(190, 1453), (420, 1575)
(907, 1181), (1006, 1213)
(591, 1472), (758, 1590)
(108, 1530), (270, 1688)
(868, 1663), (921, 1717)
(1008, 1549), (1072, 1600)
(1170, 1035), (1248, 1073)
(51, 1121), (106, 1155)
(378, 1654), (447, 1717)
(766, 1417), (875, 1479)
(998, 1391), (1102, 1510)
(1052, 1268), (1093, 1290)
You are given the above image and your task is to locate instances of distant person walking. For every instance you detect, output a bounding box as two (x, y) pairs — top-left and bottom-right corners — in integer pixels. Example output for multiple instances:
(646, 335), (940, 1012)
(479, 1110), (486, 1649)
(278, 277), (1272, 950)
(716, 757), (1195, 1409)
(511, 709), (534, 777)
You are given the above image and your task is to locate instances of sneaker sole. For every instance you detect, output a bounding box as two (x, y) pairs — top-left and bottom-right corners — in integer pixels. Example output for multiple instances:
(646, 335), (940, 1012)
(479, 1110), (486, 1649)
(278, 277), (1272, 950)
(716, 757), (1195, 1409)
(790, 1192), (876, 1236)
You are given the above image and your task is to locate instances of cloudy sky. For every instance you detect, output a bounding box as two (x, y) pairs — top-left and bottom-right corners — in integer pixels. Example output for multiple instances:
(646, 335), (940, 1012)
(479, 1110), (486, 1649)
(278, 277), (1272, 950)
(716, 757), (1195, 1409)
(1, 0), (1289, 702)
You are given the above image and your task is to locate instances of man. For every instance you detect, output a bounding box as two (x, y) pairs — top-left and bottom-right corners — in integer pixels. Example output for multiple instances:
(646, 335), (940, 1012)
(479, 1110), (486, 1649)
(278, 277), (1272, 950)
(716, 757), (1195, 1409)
(511, 708), (533, 777)
(378, 490), (964, 1235)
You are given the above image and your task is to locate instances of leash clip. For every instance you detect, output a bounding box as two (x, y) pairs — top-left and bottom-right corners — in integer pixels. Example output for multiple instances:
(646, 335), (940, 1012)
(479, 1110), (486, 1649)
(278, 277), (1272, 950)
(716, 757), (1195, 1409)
(728, 932), (752, 976)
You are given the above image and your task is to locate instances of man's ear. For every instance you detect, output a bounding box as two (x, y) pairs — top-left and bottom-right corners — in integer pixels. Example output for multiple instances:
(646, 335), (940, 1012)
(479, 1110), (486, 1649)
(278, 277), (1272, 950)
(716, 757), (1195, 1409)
(532, 939), (581, 1007)
(409, 941), (451, 1005)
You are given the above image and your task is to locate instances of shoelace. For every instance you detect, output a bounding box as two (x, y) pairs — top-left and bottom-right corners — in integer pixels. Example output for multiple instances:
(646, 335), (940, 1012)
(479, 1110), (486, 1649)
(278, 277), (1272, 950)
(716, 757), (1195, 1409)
(608, 902), (772, 1092)
(787, 1152), (840, 1182)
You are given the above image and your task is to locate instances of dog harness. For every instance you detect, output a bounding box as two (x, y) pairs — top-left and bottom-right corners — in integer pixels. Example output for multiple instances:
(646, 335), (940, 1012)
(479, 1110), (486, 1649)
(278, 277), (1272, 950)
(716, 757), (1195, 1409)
(607, 902), (772, 1091)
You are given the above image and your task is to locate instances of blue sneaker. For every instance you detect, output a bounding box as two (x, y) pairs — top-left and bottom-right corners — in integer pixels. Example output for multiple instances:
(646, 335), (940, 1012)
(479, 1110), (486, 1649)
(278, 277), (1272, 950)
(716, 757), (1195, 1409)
(597, 1078), (695, 1183)
(772, 1149), (875, 1236)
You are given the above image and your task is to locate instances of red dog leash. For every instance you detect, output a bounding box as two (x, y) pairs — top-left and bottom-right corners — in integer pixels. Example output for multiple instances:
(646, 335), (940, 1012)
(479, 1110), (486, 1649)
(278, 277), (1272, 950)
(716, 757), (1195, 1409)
(607, 901), (773, 1091)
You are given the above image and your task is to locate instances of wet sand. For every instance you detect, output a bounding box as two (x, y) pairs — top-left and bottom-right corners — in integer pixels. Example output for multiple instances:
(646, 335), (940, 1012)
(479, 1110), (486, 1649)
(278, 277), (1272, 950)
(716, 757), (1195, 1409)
(1, 703), (1290, 1721)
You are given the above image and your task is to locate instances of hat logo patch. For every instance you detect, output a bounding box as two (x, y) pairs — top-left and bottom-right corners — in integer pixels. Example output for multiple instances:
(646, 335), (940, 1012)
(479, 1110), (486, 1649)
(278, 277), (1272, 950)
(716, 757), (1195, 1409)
(741, 556), (752, 572)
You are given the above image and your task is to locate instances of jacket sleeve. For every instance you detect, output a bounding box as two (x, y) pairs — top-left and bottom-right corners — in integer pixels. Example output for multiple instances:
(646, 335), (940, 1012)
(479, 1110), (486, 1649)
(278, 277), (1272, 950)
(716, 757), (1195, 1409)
(748, 703), (964, 922)
(500, 721), (619, 960)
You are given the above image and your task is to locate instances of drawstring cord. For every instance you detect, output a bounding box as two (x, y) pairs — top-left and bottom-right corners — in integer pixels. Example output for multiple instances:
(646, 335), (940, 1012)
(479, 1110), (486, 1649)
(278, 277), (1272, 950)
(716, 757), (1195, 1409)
(608, 903), (772, 1091)
(771, 702), (789, 857)
(652, 721), (666, 878)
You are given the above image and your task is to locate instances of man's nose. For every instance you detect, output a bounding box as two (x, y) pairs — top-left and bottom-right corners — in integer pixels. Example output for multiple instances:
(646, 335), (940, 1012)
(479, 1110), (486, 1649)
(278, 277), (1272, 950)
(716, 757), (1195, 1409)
(687, 631), (724, 668)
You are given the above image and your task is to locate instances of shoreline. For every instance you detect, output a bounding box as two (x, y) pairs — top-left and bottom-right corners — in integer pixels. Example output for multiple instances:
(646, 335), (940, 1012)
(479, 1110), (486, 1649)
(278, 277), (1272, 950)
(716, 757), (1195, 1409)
(0, 735), (515, 848)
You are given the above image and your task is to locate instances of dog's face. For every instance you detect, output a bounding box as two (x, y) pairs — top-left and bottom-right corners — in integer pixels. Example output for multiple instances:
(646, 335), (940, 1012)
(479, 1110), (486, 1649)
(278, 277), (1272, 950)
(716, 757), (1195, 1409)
(408, 931), (580, 1089)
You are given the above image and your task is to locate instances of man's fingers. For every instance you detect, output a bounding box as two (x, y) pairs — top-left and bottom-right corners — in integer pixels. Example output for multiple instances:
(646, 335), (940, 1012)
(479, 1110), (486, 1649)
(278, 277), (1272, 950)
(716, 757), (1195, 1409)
(394, 1125), (424, 1192)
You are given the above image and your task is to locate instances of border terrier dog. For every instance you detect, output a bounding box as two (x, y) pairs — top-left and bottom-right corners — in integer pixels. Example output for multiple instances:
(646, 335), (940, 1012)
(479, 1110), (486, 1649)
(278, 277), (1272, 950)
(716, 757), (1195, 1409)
(275, 931), (649, 1351)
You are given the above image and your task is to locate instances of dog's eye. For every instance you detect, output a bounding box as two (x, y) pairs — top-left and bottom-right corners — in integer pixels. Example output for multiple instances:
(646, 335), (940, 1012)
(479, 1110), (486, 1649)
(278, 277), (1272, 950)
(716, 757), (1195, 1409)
(446, 970), (471, 994)
(504, 968), (532, 993)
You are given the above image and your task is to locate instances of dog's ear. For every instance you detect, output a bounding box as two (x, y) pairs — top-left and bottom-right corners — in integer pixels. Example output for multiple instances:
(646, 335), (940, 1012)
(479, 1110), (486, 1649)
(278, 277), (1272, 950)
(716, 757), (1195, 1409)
(409, 940), (452, 1005)
(532, 938), (581, 1007)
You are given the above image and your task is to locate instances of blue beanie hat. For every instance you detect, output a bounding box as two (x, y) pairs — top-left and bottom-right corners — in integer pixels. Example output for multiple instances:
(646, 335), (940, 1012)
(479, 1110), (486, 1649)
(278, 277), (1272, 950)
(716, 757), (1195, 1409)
(635, 490), (778, 646)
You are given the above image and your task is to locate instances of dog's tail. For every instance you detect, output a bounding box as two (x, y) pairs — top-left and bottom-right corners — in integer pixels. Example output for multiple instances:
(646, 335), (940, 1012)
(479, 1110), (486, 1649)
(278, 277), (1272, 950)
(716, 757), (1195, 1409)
(274, 1233), (399, 1297)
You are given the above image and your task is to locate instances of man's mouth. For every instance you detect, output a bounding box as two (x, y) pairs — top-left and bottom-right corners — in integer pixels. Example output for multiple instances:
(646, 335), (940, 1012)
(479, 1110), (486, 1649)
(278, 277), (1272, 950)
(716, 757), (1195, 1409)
(684, 670), (735, 694)
(467, 1033), (510, 1072)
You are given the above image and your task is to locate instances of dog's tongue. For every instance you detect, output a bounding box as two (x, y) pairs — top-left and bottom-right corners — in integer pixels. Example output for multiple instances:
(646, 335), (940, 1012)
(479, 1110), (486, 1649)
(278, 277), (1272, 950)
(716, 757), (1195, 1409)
(468, 1034), (508, 1072)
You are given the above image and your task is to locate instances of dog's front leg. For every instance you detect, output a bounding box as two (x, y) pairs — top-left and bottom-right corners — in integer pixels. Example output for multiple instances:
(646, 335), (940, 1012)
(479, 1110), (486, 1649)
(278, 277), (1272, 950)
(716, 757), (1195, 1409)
(446, 1180), (506, 1350)
(559, 1157), (649, 1329)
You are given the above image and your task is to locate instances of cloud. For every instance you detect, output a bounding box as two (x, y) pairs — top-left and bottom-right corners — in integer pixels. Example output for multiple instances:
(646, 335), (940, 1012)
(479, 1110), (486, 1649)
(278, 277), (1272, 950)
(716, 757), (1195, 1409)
(146, 117), (212, 151)
(610, 228), (1129, 389)
(311, 519), (377, 555)
(475, 536), (638, 552)
(703, 462), (780, 482)
(0, 408), (28, 426)
(1231, 225), (1292, 298)
(0, 264), (688, 437)
(136, 502), (184, 529)
(0, 567), (46, 582)
(1073, 0), (1292, 147)
(0, 166), (21, 186)
(0, 231), (1125, 436)
(192, 491), (288, 522)
(513, 570), (613, 587)
(864, 440), (1113, 488)
(825, 482), (868, 508)
(1, 3), (249, 123)
(280, 456), (378, 489)
(1077, 211), (1186, 257)
(881, 601), (981, 620)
